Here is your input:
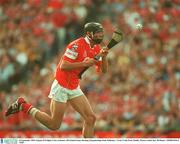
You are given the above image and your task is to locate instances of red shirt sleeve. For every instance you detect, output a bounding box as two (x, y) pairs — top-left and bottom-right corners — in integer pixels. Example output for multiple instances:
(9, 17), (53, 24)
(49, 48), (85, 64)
(63, 43), (80, 63)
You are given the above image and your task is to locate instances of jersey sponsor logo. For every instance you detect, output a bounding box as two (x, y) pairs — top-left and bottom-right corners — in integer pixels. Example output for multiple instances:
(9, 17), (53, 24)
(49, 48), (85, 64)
(71, 44), (78, 52)
(64, 48), (78, 60)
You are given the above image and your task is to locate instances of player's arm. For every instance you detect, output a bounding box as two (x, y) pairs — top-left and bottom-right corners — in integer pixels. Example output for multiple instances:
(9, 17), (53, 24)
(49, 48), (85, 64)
(60, 59), (96, 70)
(60, 43), (97, 70)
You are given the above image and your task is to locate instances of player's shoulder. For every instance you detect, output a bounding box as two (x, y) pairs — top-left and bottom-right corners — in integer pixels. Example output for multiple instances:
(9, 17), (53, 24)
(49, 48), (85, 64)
(68, 37), (85, 48)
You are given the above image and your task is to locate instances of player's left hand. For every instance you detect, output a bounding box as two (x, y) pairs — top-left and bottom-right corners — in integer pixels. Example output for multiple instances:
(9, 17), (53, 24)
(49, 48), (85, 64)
(100, 47), (109, 57)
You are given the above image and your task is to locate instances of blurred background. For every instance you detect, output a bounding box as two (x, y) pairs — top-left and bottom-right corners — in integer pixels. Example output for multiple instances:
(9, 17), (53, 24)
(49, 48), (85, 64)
(0, 0), (180, 138)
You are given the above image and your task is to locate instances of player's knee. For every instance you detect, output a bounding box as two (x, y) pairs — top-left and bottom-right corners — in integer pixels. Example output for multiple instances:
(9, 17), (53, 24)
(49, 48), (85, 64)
(49, 123), (61, 130)
(85, 114), (96, 125)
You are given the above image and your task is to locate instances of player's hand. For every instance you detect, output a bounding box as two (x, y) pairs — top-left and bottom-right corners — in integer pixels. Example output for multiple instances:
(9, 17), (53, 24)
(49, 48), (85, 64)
(83, 57), (97, 67)
(100, 47), (109, 57)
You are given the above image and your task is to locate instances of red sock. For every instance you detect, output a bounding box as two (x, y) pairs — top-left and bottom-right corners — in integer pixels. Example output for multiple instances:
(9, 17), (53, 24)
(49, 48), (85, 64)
(21, 103), (33, 114)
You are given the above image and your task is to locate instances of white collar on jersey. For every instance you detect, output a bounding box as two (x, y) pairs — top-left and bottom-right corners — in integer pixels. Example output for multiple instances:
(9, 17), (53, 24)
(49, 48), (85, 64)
(84, 36), (90, 45)
(84, 36), (94, 49)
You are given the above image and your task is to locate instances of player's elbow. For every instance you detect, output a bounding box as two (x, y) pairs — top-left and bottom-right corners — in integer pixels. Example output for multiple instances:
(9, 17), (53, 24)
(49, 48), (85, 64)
(60, 61), (71, 70)
(60, 64), (69, 70)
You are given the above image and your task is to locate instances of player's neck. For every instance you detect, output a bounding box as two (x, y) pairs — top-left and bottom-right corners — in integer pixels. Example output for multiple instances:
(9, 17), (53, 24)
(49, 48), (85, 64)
(85, 36), (95, 48)
(87, 37), (95, 48)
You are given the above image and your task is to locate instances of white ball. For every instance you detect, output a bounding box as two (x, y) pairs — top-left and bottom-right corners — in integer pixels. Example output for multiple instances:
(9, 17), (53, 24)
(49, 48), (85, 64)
(136, 23), (143, 30)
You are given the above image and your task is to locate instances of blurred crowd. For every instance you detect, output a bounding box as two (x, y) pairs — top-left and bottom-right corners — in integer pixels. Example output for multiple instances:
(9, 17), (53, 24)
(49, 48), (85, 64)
(0, 0), (180, 136)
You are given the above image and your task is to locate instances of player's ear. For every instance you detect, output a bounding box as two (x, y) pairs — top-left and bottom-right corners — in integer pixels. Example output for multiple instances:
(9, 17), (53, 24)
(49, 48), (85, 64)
(87, 32), (93, 39)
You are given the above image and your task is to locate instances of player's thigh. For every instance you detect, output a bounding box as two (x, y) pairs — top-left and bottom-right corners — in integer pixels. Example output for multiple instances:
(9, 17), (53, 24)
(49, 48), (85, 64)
(69, 95), (95, 120)
(50, 99), (67, 122)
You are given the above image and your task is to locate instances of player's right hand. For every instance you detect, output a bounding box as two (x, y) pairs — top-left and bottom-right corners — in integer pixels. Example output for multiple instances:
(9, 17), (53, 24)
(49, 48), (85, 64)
(83, 57), (97, 67)
(100, 47), (109, 57)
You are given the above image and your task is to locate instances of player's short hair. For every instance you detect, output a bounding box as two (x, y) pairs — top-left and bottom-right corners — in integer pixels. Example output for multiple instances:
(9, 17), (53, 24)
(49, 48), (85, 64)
(84, 22), (104, 34)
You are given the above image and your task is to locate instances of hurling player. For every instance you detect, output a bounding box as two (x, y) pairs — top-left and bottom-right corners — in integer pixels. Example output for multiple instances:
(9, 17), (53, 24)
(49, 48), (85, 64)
(6, 22), (109, 138)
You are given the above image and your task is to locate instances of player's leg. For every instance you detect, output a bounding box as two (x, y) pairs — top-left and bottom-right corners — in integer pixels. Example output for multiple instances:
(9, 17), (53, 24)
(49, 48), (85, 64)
(5, 80), (68, 130)
(31, 80), (68, 130)
(5, 97), (67, 130)
(69, 95), (96, 138)
(33, 99), (67, 130)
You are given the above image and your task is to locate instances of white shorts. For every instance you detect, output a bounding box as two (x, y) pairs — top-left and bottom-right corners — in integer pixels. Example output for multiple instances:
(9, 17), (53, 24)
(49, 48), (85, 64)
(48, 79), (84, 103)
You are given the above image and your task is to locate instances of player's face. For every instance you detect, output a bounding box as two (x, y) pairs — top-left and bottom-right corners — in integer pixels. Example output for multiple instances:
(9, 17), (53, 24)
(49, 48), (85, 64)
(93, 31), (104, 44)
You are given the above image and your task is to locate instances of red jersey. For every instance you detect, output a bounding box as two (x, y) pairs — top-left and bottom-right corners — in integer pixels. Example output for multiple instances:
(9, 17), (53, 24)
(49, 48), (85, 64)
(55, 37), (102, 90)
